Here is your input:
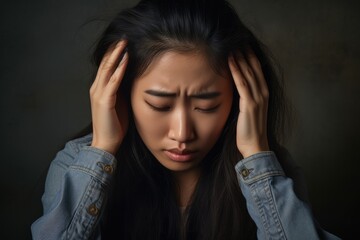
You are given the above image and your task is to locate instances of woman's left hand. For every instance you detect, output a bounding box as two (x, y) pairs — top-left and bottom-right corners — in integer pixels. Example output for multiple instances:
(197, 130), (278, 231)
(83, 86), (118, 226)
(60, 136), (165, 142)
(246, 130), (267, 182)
(228, 51), (270, 158)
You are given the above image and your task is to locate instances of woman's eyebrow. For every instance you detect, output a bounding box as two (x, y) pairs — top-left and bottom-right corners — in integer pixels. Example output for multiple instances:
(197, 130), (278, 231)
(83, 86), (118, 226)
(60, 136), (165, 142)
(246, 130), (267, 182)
(145, 90), (176, 97)
(190, 92), (221, 99)
(144, 90), (221, 99)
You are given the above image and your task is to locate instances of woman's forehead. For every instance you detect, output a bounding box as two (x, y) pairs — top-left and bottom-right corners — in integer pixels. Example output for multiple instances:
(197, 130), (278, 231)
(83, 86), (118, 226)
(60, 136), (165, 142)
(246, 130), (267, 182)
(134, 51), (230, 91)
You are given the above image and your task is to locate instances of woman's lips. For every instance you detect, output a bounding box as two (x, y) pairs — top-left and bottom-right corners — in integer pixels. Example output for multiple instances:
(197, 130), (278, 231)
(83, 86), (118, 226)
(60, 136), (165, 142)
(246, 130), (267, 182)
(164, 149), (196, 162)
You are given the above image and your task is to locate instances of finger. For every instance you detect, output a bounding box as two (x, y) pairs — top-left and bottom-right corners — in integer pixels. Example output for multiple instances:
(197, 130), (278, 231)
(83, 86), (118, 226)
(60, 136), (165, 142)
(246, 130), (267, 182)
(92, 43), (119, 90)
(228, 54), (251, 102)
(97, 40), (128, 88)
(105, 52), (129, 96)
(235, 51), (261, 100)
(246, 49), (269, 98)
(91, 41), (124, 92)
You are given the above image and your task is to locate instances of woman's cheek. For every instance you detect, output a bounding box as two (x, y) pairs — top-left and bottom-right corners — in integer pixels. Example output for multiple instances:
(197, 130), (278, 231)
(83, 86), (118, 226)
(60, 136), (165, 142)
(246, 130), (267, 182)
(138, 109), (169, 139)
(196, 114), (226, 139)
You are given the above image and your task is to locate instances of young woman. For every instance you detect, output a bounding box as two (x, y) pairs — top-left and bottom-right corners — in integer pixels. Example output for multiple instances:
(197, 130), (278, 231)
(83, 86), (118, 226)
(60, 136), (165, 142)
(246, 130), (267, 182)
(32, 0), (340, 239)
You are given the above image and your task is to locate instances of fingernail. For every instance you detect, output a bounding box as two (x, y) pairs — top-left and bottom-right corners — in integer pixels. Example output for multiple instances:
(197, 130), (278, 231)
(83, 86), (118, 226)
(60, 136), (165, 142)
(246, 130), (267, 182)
(116, 41), (122, 47)
(117, 39), (127, 47)
(120, 52), (128, 65)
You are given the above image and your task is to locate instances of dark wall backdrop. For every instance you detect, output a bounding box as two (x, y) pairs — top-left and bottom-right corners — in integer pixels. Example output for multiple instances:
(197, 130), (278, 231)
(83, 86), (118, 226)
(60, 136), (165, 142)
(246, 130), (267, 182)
(1, 0), (359, 239)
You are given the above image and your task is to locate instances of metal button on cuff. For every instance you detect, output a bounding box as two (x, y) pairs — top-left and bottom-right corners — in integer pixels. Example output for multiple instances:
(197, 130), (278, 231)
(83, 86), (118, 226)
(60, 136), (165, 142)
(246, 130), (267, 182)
(241, 168), (250, 178)
(96, 162), (114, 174)
(103, 164), (113, 174)
(87, 203), (99, 216)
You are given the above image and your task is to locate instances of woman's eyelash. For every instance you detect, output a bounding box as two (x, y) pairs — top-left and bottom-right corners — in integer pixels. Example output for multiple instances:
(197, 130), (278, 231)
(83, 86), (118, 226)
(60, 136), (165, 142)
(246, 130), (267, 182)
(195, 104), (220, 113)
(150, 105), (171, 112)
(145, 101), (171, 111)
(145, 101), (220, 113)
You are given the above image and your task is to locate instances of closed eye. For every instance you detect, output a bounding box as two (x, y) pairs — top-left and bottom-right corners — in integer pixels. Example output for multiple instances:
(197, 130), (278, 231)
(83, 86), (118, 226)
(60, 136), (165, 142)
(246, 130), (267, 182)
(145, 101), (171, 112)
(145, 101), (220, 113)
(195, 104), (220, 113)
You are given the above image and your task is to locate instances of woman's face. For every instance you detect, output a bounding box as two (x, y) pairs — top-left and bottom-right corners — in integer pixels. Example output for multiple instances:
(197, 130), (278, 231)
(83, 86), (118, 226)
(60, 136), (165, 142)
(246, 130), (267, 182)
(131, 51), (233, 174)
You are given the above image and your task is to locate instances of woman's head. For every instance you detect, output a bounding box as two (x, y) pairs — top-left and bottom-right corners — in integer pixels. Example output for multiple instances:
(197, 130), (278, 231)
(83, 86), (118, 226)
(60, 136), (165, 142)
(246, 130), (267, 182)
(93, 0), (286, 161)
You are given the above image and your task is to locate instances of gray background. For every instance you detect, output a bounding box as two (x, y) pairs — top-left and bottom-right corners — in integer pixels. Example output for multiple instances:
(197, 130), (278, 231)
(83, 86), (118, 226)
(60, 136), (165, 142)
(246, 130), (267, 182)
(1, 0), (359, 239)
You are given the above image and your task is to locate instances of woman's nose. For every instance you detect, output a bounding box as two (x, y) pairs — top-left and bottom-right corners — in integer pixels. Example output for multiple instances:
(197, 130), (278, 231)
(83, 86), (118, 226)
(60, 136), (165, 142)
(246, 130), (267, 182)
(167, 109), (195, 143)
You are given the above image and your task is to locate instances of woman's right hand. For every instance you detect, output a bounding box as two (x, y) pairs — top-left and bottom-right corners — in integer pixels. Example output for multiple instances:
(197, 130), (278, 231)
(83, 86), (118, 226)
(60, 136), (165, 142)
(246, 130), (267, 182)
(90, 40), (129, 155)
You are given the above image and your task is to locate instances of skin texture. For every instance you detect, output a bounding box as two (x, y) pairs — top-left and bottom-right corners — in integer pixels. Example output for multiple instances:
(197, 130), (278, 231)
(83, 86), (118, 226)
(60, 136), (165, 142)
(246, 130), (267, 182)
(90, 41), (129, 155)
(228, 52), (270, 158)
(90, 40), (269, 206)
(131, 52), (233, 205)
(131, 52), (233, 171)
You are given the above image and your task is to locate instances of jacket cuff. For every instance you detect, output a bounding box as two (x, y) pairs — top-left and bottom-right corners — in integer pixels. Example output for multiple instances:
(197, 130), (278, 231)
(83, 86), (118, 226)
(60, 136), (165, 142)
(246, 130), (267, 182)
(69, 146), (117, 186)
(235, 151), (285, 185)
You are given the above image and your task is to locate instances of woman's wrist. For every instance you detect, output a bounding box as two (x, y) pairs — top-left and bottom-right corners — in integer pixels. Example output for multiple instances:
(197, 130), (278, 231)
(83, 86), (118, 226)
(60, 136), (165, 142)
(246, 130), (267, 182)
(239, 144), (270, 159)
(91, 142), (119, 156)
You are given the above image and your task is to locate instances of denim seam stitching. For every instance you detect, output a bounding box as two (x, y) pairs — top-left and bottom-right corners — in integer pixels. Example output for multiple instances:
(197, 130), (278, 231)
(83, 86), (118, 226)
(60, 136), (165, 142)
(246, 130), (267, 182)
(81, 146), (115, 162)
(83, 179), (104, 239)
(69, 165), (110, 186)
(67, 178), (103, 239)
(66, 178), (93, 239)
(264, 178), (287, 240)
(241, 152), (275, 164)
(250, 182), (270, 240)
(82, 179), (97, 239)
(244, 170), (284, 184)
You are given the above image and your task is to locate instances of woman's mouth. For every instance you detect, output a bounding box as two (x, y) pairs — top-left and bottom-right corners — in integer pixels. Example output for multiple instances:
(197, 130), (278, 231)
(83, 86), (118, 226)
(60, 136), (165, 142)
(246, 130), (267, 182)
(164, 149), (196, 162)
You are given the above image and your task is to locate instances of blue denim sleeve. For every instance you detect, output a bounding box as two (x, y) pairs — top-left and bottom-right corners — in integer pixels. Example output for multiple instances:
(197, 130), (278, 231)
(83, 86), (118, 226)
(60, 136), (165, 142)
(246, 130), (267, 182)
(235, 151), (341, 240)
(31, 135), (116, 240)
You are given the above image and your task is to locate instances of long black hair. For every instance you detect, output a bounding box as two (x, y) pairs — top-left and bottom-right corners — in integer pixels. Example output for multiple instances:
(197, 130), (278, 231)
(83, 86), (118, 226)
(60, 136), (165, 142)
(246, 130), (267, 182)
(87, 0), (290, 239)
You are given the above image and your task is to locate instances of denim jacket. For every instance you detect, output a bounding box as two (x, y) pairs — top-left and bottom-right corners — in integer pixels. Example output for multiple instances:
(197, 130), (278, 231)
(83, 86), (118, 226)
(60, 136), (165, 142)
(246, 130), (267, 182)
(31, 134), (340, 239)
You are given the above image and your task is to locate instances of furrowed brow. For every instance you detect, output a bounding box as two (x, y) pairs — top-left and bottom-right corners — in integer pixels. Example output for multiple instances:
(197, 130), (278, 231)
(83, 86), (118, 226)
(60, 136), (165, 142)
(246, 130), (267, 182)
(144, 90), (221, 99)
(145, 90), (176, 97)
(189, 92), (221, 99)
